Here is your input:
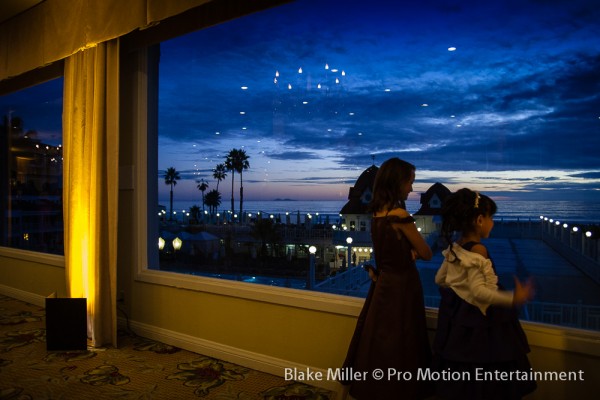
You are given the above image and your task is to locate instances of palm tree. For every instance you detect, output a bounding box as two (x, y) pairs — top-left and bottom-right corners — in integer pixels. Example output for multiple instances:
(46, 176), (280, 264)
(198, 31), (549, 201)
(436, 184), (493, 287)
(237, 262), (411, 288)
(224, 150), (238, 215)
(164, 167), (180, 220)
(197, 179), (208, 213)
(212, 163), (227, 192)
(235, 149), (250, 220)
(204, 189), (222, 214)
(250, 219), (281, 261)
(189, 205), (201, 224)
(224, 149), (250, 220)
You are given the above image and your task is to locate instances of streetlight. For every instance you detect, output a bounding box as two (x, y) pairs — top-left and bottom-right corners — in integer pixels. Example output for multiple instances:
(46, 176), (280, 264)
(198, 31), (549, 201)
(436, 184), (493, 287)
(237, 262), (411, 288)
(346, 237), (353, 268)
(308, 245), (317, 289)
(172, 237), (182, 252)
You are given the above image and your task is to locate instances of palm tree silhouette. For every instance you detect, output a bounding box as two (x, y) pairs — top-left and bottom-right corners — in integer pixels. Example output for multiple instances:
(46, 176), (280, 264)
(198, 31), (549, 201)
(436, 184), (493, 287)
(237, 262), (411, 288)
(164, 167), (180, 221)
(197, 179), (209, 213)
(204, 189), (222, 214)
(212, 163), (227, 192)
(235, 149), (250, 220)
(189, 205), (200, 224)
(224, 151), (237, 215)
(224, 149), (250, 221)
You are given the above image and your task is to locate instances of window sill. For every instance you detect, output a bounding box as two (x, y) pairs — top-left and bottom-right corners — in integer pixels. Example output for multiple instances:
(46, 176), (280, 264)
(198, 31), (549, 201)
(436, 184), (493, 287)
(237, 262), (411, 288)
(0, 247), (64, 267)
(136, 268), (365, 316)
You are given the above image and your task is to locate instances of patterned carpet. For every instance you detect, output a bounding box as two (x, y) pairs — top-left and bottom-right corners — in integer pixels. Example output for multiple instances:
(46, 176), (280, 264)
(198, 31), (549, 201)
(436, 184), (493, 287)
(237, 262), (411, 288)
(0, 295), (335, 399)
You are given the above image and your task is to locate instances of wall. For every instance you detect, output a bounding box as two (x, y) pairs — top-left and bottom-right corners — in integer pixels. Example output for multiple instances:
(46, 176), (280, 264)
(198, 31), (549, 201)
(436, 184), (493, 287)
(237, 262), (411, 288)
(0, 252), (65, 304)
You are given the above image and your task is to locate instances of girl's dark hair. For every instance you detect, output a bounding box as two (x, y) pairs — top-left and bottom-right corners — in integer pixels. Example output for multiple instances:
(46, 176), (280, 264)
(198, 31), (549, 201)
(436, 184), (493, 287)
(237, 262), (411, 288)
(441, 188), (497, 259)
(369, 157), (415, 213)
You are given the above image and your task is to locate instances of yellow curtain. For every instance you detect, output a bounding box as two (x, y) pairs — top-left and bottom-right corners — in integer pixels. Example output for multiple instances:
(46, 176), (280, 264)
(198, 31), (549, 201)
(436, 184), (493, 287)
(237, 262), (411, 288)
(62, 40), (119, 347)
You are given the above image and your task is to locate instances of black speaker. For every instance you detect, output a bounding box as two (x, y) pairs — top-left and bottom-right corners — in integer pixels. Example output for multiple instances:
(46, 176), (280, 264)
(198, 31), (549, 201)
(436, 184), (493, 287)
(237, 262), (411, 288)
(45, 298), (88, 351)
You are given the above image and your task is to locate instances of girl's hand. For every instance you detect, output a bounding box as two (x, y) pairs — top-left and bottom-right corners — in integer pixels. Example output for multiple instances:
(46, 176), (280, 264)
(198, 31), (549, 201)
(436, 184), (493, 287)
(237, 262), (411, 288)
(513, 276), (535, 306)
(364, 264), (378, 282)
(411, 249), (419, 261)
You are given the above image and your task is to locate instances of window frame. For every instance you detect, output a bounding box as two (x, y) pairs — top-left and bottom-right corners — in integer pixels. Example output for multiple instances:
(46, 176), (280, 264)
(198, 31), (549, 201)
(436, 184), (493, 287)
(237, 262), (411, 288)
(129, 44), (364, 317)
(0, 63), (65, 264)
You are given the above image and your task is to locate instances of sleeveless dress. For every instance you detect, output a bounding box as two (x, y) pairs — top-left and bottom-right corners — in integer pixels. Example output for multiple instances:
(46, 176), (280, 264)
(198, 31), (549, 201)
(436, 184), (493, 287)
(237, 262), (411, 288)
(432, 241), (537, 400)
(342, 214), (433, 399)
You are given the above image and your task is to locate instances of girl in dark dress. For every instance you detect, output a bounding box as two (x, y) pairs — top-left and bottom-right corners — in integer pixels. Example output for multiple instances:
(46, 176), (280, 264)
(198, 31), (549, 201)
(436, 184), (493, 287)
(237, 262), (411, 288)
(433, 188), (537, 400)
(342, 158), (434, 400)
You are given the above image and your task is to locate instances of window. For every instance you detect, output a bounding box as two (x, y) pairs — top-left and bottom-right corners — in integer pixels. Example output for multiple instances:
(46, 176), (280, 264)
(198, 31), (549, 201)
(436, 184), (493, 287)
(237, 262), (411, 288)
(0, 77), (64, 255)
(146, 0), (599, 330)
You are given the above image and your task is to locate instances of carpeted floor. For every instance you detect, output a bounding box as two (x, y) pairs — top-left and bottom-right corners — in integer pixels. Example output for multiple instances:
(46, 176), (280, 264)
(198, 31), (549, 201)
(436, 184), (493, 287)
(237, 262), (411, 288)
(0, 295), (335, 399)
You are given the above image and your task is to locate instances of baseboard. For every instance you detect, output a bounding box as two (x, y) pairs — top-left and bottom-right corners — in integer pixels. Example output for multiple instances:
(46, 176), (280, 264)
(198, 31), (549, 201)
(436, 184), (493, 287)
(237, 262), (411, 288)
(0, 284), (47, 307)
(119, 316), (345, 395)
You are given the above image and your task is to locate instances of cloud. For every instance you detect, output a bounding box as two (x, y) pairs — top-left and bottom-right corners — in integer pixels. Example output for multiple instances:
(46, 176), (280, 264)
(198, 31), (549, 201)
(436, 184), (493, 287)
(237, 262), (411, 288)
(154, 0), (600, 201)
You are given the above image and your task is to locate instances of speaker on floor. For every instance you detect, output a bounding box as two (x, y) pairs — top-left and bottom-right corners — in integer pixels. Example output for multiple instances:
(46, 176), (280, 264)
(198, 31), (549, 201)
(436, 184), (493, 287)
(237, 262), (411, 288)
(45, 297), (87, 351)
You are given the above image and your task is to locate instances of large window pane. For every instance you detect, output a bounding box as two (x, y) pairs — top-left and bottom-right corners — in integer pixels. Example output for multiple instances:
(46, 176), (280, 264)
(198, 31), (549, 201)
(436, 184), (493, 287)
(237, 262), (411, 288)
(153, 0), (599, 330)
(0, 78), (64, 255)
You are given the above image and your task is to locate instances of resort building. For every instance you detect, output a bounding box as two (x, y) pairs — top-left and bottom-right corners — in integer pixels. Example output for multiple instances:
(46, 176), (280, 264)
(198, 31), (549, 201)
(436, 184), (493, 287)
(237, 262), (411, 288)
(413, 182), (452, 244)
(336, 164), (378, 268)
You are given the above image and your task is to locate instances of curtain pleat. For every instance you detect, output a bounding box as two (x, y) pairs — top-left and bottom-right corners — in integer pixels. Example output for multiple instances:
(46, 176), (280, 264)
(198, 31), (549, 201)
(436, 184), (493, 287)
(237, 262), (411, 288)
(63, 40), (119, 347)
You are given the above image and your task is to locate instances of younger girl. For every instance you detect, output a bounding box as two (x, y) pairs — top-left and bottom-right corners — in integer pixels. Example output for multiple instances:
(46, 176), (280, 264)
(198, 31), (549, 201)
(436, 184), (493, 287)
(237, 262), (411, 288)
(433, 188), (536, 400)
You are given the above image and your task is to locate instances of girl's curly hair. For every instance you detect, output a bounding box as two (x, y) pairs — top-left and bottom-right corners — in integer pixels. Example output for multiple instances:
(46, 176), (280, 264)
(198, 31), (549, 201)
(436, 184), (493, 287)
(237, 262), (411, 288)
(441, 188), (497, 260)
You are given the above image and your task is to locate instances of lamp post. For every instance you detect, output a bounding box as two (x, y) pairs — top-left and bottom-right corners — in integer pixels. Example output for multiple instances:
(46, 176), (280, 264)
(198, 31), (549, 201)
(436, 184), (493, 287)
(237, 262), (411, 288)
(172, 237), (182, 258)
(308, 245), (317, 289)
(346, 236), (353, 268)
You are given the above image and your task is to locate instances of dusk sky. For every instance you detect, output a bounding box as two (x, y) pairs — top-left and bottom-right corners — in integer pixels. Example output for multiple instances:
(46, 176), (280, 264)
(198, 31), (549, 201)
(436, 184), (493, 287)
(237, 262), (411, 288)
(157, 0), (600, 204)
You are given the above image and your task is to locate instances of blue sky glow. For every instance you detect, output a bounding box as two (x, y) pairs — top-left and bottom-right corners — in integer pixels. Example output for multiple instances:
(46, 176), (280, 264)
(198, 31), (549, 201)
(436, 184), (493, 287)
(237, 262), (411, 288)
(155, 0), (600, 203)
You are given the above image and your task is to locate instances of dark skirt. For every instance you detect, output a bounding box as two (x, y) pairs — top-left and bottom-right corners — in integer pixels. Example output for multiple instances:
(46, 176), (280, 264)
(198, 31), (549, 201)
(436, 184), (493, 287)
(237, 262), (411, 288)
(432, 287), (536, 400)
(342, 270), (434, 400)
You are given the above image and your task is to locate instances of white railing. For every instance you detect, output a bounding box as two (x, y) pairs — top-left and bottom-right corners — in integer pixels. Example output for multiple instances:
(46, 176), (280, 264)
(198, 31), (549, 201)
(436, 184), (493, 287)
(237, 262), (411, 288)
(424, 295), (600, 331)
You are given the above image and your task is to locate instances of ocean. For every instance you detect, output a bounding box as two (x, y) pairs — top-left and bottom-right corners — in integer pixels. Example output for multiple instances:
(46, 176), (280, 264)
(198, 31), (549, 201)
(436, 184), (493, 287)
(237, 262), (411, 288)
(165, 199), (600, 224)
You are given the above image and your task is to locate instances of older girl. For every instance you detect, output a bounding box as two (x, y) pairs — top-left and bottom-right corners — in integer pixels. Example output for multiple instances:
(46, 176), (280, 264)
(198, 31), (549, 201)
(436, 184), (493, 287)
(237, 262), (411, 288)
(342, 157), (433, 400)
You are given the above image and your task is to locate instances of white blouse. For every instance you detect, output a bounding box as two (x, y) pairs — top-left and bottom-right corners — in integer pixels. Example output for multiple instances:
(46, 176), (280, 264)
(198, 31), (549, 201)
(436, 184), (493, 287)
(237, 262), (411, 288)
(435, 243), (514, 315)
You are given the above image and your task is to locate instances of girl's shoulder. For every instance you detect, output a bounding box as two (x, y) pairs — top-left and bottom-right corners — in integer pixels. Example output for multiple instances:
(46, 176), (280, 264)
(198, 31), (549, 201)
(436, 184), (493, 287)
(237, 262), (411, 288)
(373, 207), (413, 223)
(386, 207), (410, 218)
(461, 241), (489, 258)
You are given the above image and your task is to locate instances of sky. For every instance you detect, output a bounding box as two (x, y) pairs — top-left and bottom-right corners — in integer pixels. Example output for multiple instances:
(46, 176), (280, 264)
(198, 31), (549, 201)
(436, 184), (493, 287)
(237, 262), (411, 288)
(157, 0), (600, 204)
(2, 0), (597, 205)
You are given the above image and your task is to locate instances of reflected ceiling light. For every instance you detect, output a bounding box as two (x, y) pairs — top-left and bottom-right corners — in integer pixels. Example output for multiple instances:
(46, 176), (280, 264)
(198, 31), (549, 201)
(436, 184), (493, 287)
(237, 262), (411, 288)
(349, 112), (355, 115)
(240, 111), (246, 114)
(331, 69), (338, 72)
(451, 115), (456, 118)
(298, 67), (303, 73)
(215, 132), (220, 135)
(275, 71), (279, 77)
(242, 127), (247, 130)
(303, 101), (308, 104)
(448, 47), (457, 51)
(384, 88), (391, 92)
(421, 103), (429, 107)
(317, 83), (322, 89)
(342, 70), (346, 76)
(335, 78), (340, 84)
(358, 132), (363, 136)
(325, 63), (329, 69)
(241, 86), (248, 90)
(274, 77), (278, 84)
(288, 84), (292, 89)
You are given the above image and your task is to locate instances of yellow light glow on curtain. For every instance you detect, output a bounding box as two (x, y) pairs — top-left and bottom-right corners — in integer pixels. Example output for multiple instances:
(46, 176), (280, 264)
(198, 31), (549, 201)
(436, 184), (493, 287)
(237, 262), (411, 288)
(63, 40), (119, 347)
